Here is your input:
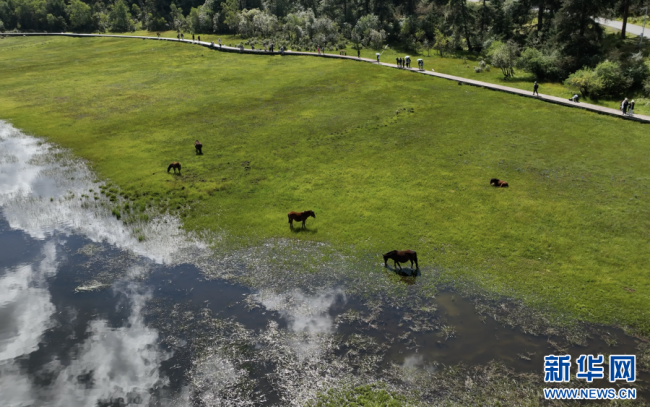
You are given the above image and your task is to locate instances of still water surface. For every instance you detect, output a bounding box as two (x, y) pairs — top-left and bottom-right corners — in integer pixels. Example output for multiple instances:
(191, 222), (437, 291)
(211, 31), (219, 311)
(0, 121), (644, 405)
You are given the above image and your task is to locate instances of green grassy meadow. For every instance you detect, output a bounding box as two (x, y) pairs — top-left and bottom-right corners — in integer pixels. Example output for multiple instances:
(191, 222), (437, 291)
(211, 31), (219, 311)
(1, 35), (649, 332)
(123, 29), (650, 116)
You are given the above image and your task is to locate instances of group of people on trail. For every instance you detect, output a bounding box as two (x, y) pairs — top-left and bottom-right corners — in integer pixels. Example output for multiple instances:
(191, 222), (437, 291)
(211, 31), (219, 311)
(621, 98), (635, 116)
(396, 56), (410, 68)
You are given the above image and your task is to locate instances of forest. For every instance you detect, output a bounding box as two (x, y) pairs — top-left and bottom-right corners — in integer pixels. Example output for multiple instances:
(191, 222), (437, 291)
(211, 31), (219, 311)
(1, 0), (650, 98)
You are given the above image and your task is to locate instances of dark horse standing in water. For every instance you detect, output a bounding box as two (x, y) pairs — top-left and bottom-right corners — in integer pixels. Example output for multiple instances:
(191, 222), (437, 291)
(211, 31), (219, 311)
(195, 140), (203, 155)
(288, 210), (315, 229)
(383, 250), (419, 271)
(167, 162), (181, 174)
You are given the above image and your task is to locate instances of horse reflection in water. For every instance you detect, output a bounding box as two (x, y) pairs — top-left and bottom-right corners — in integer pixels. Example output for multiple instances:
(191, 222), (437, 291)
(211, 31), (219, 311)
(383, 250), (419, 275)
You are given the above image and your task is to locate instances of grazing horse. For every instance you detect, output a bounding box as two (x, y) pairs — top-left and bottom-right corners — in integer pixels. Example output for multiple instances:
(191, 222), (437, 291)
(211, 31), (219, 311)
(288, 210), (315, 229)
(383, 250), (419, 271)
(167, 162), (181, 174)
(490, 178), (509, 188)
(195, 140), (203, 155)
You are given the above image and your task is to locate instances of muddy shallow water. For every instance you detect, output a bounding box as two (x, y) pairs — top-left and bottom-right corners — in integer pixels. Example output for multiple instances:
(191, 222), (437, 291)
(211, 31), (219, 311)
(0, 121), (646, 406)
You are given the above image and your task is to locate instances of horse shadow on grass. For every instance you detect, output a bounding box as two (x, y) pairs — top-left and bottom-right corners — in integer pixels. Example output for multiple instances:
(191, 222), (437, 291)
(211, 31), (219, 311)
(290, 227), (318, 235)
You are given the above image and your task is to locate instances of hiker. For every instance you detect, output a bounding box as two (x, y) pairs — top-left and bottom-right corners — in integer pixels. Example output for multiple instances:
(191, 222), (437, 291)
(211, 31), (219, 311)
(218, 38), (221, 47)
(418, 59), (423, 70)
(569, 94), (579, 103)
(533, 81), (539, 96)
(157, 32), (160, 39)
(181, 33), (184, 40)
(622, 98), (629, 115)
(629, 100), (635, 116)
(251, 44), (255, 50)
(198, 35), (201, 42)
(357, 49), (360, 58)
(192, 34), (195, 41)
(317, 46), (320, 54)
(376, 53), (380, 63)
(177, 33), (180, 41)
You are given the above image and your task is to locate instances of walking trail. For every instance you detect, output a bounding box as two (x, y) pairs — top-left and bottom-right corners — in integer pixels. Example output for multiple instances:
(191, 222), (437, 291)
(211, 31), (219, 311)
(4, 32), (650, 124)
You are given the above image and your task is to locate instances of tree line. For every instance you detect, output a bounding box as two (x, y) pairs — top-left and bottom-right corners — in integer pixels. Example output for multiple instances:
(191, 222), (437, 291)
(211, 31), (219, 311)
(1, 0), (649, 97)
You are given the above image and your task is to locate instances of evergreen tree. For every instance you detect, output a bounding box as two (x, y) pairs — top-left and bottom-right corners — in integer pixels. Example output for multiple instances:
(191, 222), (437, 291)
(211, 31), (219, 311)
(447, 0), (474, 51)
(553, 0), (613, 68)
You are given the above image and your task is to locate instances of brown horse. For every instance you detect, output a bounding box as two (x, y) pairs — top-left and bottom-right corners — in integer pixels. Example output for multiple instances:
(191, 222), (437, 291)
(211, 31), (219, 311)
(490, 178), (508, 188)
(288, 210), (315, 229)
(383, 250), (419, 271)
(167, 162), (181, 174)
(195, 140), (203, 155)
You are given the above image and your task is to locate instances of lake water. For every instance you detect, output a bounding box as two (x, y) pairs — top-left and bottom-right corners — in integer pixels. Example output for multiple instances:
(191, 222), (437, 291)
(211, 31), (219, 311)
(0, 121), (644, 405)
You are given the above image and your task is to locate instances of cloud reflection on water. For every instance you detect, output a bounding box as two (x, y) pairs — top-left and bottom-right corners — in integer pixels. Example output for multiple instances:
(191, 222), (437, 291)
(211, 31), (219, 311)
(0, 121), (187, 406)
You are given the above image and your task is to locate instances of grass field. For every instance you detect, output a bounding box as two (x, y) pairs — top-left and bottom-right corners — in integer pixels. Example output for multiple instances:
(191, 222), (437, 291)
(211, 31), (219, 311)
(118, 29), (650, 116)
(1, 35), (649, 333)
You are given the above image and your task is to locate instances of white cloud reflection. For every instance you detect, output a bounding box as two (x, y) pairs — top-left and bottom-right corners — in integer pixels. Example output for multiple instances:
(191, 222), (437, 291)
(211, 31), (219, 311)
(0, 122), (186, 406)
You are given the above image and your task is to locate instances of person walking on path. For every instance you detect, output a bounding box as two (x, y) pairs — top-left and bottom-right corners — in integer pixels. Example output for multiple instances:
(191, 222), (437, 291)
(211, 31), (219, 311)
(629, 100), (635, 116)
(622, 98), (629, 115)
(157, 32), (160, 39)
(357, 49), (360, 58)
(192, 34), (195, 41)
(533, 81), (539, 96)
(376, 53), (380, 63)
(218, 38), (221, 48)
(177, 33), (180, 41)
(396, 57), (399, 67)
(181, 33), (184, 40)
(198, 35), (200, 42)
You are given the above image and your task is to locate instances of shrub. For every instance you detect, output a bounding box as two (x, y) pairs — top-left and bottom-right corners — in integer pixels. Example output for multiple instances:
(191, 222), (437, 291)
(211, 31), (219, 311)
(564, 68), (603, 98)
(622, 52), (650, 88)
(593, 60), (632, 98)
(516, 48), (564, 81)
(490, 41), (518, 79)
(643, 78), (650, 97)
